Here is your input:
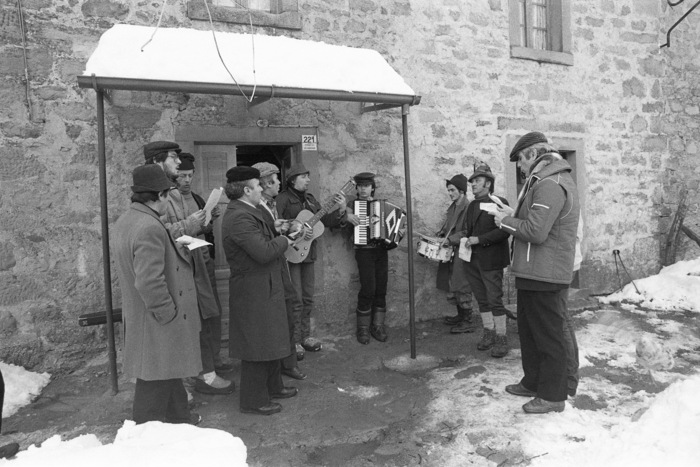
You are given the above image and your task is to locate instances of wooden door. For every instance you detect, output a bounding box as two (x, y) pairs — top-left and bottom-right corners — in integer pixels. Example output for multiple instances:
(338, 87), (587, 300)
(195, 145), (236, 346)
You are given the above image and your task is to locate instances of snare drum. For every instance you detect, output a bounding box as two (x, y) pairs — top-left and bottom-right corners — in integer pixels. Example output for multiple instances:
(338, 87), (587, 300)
(417, 236), (454, 263)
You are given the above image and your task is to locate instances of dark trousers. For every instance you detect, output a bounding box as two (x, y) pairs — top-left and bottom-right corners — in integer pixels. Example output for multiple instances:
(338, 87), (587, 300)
(563, 308), (580, 393)
(205, 258), (223, 368)
(517, 289), (568, 402)
(463, 263), (508, 317)
(133, 378), (190, 424)
(282, 295), (299, 370)
(240, 360), (284, 410)
(199, 315), (217, 374)
(288, 262), (315, 343)
(355, 248), (388, 311)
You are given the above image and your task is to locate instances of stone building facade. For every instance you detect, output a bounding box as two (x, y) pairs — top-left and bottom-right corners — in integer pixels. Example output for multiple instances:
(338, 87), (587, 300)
(0, 0), (698, 371)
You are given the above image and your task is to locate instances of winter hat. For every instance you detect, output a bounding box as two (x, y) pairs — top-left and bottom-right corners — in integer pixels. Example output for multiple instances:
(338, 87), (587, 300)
(131, 165), (174, 193)
(509, 132), (548, 161)
(252, 162), (280, 178)
(178, 153), (195, 171)
(445, 174), (468, 193)
(226, 166), (260, 183)
(468, 164), (495, 182)
(353, 172), (376, 186)
(286, 163), (310, 180)
(143, 141), (181, 162)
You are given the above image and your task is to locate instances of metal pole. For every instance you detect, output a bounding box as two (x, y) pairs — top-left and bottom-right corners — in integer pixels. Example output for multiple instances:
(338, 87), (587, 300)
(401, 104), (416, 358)
(96, 89), (119, 394)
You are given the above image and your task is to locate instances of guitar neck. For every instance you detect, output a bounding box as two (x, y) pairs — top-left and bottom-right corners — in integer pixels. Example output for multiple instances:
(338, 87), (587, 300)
(303, 179), (355, 227)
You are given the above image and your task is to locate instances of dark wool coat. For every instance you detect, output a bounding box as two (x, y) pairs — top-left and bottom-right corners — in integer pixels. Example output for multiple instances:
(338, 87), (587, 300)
(114, 202), (202, 381)
(222, 199), (291, 361)
(460, 195), (511, 271)
(436, 196), (471, 293)
(161, 189), (219, 319)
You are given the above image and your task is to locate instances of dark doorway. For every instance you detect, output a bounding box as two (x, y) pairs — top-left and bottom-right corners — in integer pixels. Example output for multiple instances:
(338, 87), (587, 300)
(236, 145), (294, 180)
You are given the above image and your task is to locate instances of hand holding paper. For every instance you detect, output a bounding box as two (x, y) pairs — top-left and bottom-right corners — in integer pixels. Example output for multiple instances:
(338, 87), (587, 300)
(175, 235), (212, 251)
(203, 187), (223, 225)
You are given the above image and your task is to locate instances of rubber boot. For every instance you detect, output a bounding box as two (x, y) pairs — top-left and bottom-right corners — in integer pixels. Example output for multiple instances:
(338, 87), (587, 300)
(443, 304), (464, 325)
(450, 306), (477, 333)
(356, 309), (371, 345)
(370, 307), (388, 342)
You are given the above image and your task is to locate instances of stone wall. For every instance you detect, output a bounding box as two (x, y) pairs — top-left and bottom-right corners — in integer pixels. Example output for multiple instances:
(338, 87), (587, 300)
(0, 0), (697, 371)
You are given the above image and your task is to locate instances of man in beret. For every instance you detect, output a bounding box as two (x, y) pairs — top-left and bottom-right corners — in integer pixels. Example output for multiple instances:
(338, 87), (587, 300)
(491, 132), (580, 414)
(164, 153), (234, 396)
(143, 141), (182, 182)
(436, 174), (475, 334)
(275, 163), (347, 359)
(252, 161), (307, 381)
(222, 166), (298, 415)
(114, 165), (202, 425)
(342, 172), (397, 344)
(461, 164), (511, 358)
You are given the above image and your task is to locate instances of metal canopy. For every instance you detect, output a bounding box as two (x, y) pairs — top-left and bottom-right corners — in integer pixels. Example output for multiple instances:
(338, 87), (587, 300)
(78, 25), (421, 393)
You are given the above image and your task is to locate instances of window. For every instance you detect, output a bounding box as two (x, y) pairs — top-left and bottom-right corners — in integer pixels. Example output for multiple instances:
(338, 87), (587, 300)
(187, 0), (301, 30)
(508, 0), (573, 66)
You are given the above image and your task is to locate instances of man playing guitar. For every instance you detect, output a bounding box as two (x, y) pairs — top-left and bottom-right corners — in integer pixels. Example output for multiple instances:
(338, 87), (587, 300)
(276, 163), (347, 359)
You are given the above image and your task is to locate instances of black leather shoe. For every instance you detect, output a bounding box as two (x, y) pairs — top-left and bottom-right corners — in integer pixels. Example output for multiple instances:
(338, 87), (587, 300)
(282, 367), (307, 380)
(240, 402), (282, 415)
(215, 362), (234, 374)
(505, 383), (537, 398)
(271, 387), (298, 399)
(443, 314), (464, 325)
(194, 377), (235, 395)
(0, 442), (19, 459)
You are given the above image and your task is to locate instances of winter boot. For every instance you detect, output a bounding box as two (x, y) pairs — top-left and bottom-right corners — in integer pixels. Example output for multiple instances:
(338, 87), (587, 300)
(450, 306), (477, 333)
(491, 334), (509, 358)
(443, 305), (465, 325)
(356, 309), (371, 345)
(477, 328), (496, 351)
(370, 307), (388, 342)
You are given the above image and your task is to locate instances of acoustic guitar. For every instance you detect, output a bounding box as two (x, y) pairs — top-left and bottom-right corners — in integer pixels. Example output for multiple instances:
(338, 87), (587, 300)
(285, 179), (356, 263)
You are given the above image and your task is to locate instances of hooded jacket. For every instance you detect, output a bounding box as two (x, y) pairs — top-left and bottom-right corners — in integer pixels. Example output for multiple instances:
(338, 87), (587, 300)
(499, 156), (579, 285)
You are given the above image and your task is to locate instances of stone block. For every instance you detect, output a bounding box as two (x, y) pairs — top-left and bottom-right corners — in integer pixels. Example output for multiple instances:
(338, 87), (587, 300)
(0, 146), (47, 181)
(641, 136), (667, 152)
(642, 102), (664, 113)
(631, 115), (648, 132)
(622, 77), (646, 98)
(0, 309), (17, 334)
(585, 17), (604, 27)
(0, 242), (16, 271)
(81, 0), (129, 19)
(620, 32), (657, 44)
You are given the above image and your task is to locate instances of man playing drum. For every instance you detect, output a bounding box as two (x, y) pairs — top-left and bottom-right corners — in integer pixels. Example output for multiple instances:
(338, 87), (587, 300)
(436, 174), (475, 334)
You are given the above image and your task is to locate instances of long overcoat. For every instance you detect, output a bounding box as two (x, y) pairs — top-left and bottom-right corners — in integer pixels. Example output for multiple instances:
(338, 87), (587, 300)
(222, 199), (290, 361)
(161, 189), (219, 319)
(114, 202), (202, 381)
(436, 196), (471, 294)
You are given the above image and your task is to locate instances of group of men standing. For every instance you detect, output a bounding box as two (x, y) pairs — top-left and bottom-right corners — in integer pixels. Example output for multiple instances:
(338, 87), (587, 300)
(114, 129), (580, 423)
(437, 131), (580, 414)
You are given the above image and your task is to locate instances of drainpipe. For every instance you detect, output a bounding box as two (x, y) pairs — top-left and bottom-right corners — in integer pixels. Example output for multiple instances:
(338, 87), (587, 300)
(401, 104), (416, 359)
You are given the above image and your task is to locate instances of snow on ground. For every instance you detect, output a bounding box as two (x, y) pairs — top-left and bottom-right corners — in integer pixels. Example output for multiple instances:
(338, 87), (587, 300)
(600, 258), (700, 312)
(0, 420), (247, 467)
(0, 362), (50, 418)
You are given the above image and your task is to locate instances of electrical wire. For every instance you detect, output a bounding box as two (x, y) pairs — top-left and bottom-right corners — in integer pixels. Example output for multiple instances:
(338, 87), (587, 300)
(140, 0), (168, 52)
(16, 0), (33, 121)
(203, 0), (257, 102)
(613, 250), (641, 294)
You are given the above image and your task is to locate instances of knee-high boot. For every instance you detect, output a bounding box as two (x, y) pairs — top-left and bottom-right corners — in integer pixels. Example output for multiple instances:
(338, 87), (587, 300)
(356, 309), (371, 345)
(370, 307), (388, 342)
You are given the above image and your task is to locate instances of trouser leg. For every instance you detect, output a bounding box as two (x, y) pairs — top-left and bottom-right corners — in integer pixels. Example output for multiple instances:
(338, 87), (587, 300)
(199, 315), (216, 374)
(134, 378), (187, 424)
(282, 295), (298, 370)
(373, 249), (388, 309)
(0, 369), (4, 432)
(206, 259), (224, 366)
(562, 307), (580, 395)
(517, 289), (568, 402)
(355, 249), (376, 311)
(240, 360), (275, 410)
(164, 379), (191, 423)
(288, 263), (304, 344)
(298, 262), (315, 341)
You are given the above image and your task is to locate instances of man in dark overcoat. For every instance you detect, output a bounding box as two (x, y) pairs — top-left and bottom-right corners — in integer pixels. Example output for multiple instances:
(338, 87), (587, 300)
(221, 166), (298, 415)
(114, 164), (202, 425)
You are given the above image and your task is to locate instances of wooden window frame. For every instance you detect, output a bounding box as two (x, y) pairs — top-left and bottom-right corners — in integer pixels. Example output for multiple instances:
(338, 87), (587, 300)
(187, 0), (302, 30)
(508, 0), (573, 66)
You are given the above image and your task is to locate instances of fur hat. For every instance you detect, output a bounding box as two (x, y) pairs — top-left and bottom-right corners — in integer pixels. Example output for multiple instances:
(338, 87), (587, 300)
(131, 165), (174, 193)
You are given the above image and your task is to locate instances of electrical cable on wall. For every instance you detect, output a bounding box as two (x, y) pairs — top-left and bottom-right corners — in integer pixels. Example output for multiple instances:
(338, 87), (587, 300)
(17, 0), (33, 122)
(140, 0), (168, 52)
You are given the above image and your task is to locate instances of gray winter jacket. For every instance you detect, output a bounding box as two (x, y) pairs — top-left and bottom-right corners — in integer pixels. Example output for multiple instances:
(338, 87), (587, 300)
(500, 157), (579, 285)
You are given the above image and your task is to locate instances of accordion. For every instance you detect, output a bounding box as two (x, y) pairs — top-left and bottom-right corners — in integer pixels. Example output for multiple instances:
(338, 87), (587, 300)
(353, 199), (406, 246)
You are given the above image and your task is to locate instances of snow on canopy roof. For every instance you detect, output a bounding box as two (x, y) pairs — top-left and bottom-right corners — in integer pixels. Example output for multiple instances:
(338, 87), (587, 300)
(81, 24), (418, 101)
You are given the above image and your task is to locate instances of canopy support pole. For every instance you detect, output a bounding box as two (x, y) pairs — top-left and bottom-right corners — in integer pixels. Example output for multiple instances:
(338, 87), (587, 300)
(401, 104), (416, 358)
(96, 89), (119, 394)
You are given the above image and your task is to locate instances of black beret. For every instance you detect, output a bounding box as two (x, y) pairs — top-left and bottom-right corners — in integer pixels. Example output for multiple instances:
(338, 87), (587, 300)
(131, 165), (174, 193)
(353, 172), (376, 185)
(179, 153), (195, 171)
(445, 174), (468, 193)
(509, 132), (548, 161)
(143, 141), (181, 161)
(468, 164), (495, 182)
(226, 166), (260, 183)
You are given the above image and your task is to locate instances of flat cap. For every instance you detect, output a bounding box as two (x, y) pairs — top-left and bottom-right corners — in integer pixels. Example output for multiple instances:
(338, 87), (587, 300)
(286, 163), (310, 180)
(468, 164), (495, 182)
(226, 166), (260, 183)
(445, 174), (468, 193)
(143, 141), (181, 161)
(509, 132), (548, 161)
(353, 172), (376, 185)
(178, 152), (195, 171)
(131, 165), (174, 193)
(252, 162), (280, 178)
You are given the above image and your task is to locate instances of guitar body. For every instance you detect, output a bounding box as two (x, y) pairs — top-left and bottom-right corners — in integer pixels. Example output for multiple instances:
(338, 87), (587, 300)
(285, 210), (326, 263)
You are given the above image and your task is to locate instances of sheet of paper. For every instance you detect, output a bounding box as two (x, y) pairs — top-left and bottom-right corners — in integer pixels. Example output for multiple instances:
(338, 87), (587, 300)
(203, 187), (223, 225)
(175, 235), (212, 251)
(480, 203), (498, 213)
(458, 237), (472, 262)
